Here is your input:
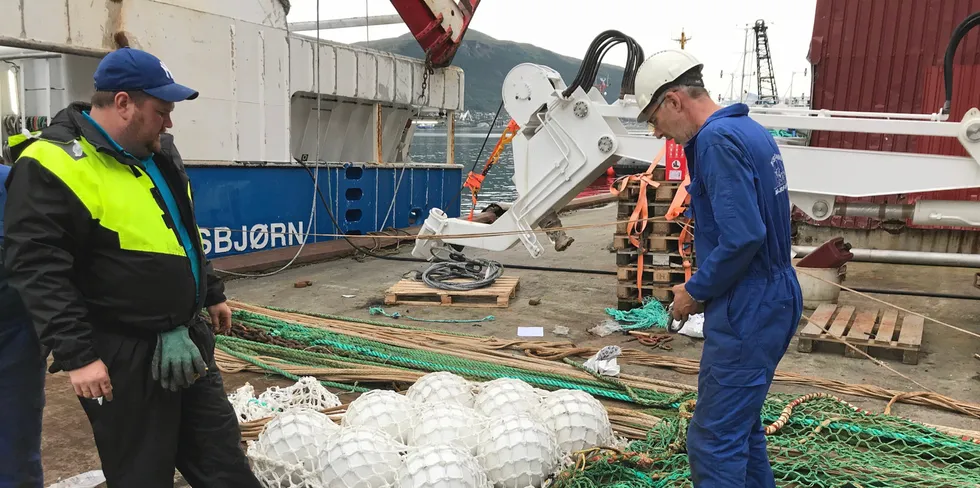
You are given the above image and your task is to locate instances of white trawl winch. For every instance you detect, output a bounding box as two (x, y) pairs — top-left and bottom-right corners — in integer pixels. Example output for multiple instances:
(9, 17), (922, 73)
(413, 28), (980, 259)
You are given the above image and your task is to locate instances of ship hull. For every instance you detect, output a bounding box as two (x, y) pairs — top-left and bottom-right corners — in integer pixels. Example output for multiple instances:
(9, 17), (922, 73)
(187, 163), (462, 259)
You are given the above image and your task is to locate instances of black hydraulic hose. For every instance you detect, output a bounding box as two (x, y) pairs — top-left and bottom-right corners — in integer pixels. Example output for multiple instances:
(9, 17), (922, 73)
(564, 33), (612, 96)
(622, 36), (644, 95)
(943, 11), (980, 114)
(294, 158), (616, 276)
(563, 30), (643, 98)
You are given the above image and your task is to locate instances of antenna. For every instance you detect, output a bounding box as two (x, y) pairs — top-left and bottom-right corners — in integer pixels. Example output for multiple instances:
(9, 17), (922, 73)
(672, 28), (692, 50)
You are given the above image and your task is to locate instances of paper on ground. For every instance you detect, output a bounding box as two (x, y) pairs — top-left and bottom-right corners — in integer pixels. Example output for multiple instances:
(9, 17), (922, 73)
(518, 326), (544, 337)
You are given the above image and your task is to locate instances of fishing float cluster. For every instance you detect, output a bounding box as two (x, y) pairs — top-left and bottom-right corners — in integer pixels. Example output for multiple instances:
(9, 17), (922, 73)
(238, 372), (615, 488)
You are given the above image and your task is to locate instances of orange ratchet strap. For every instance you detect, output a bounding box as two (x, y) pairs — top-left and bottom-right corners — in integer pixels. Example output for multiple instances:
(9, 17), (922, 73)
(664, 174), (693, 282)
(609, 147), (666, 301)
(464, 119), (520, 220)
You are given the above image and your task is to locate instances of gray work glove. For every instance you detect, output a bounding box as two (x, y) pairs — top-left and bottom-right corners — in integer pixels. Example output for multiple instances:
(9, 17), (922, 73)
(151, 325), (208, 391)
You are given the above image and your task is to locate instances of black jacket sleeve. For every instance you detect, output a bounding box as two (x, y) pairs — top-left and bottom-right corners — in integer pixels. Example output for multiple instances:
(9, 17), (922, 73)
(203, 260), (226, 307)
(2, 157), (99, 373)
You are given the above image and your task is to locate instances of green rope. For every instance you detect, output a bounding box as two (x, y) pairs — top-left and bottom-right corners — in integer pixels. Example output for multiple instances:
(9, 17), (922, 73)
(604, 299), (670, 331)
(368, 306), (495, 324)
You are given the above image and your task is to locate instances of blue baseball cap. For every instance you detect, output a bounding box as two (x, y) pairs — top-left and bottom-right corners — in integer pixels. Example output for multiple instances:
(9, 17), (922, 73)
(94, 47), (198, 102)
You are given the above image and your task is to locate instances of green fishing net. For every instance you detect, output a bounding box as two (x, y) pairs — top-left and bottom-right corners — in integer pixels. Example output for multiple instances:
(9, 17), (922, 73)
(605, 299), (671, 331)
(550, 392), (980, 488)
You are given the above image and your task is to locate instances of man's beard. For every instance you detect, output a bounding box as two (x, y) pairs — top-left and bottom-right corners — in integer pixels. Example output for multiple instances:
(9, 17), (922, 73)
(147, 135), (162, 154)
(124, 112), (161, 157)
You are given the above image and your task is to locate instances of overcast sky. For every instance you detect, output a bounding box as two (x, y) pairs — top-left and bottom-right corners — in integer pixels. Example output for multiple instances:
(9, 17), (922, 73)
(287, 0), (818, 101)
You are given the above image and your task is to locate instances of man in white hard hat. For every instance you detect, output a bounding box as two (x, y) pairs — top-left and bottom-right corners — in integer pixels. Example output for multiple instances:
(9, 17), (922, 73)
(634, 50), (803, 487)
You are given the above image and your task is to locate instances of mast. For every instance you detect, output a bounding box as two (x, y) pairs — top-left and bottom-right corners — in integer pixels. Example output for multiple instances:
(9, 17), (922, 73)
(753, 19), (779, 104)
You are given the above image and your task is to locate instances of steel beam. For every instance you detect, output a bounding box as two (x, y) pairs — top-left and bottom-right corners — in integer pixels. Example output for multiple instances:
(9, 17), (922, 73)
(793, 246), (980, 268)
(288, 15), (405, 31)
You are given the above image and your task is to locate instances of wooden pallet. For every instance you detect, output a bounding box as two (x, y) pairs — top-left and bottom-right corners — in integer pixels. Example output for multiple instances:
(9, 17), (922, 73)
(616, 282), (676, 301)
(615, 220), (683, 235)
(616, 182), (682, 202)
(612, 233), (695, 253)
(616, 250), (693, 268)
(617, 202), (673, 219)
(383, 276), (520, 308)
(797, 304), (925, 364)
(616, 264), (695, 283)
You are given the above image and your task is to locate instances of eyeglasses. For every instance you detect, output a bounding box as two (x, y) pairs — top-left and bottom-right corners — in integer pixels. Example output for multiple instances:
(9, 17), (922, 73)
(644, 93), (668, 133)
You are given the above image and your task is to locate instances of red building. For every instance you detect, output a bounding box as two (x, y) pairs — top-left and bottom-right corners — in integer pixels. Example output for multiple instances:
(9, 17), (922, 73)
(802, 0), (980, 231)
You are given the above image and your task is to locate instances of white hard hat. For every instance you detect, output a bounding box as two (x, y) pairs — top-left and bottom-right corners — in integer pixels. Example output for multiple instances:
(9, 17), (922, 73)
(634, 50), (704, 122)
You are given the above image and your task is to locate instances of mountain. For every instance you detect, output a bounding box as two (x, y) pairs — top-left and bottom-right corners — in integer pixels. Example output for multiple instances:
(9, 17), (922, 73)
(354, 30), (627, 114)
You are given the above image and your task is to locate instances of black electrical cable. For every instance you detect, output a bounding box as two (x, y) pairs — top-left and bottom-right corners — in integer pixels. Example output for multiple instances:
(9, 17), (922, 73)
(293, 158), (616, 276)
(420, 248), (504, 291)
(943, 11), (980, 114)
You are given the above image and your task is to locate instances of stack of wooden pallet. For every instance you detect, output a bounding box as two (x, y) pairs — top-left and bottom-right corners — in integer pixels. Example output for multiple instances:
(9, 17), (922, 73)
(614, 167), (697, 310)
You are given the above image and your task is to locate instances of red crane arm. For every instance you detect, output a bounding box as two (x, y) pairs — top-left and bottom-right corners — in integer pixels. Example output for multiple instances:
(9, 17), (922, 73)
(389, 0), (480, 68)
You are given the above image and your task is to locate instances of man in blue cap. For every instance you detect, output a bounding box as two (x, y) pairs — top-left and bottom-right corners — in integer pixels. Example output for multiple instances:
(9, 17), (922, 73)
(3, 47), (260, 487)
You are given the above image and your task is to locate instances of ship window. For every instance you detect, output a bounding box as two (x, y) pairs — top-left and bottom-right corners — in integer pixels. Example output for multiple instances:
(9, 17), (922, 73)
(345, 167), (363, 179)
(408, 207), (422, 225)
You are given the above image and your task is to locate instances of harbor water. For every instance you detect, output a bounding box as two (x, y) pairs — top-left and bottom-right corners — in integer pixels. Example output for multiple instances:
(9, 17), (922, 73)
(410, 130), (613, 216)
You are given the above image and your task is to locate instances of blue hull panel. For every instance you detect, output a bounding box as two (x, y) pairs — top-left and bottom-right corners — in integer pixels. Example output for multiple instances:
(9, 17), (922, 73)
(186, 164), (462, 258)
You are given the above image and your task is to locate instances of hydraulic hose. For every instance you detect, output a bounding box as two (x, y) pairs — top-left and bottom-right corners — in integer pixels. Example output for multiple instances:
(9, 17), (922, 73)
(943, 11), (980, 114)
(563, 30), (644, 98)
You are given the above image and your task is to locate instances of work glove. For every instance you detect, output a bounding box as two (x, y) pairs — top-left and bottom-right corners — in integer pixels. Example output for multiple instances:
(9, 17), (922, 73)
(151, 325), (208, 391)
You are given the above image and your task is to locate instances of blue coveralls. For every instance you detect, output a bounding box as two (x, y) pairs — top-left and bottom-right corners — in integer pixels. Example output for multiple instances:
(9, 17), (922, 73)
(681, 103), (803, 487)
(0, 163), (45, 487)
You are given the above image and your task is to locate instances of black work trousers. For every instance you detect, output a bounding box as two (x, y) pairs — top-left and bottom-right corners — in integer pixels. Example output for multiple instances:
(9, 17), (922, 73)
(77, 321), (261, 488)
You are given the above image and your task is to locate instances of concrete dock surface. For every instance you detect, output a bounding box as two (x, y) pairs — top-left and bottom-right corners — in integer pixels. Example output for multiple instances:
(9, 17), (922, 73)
(37, 203), (980, 484)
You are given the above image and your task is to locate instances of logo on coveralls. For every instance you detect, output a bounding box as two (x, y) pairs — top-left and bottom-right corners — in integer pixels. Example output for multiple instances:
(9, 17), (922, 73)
(770, 153), (788, 195)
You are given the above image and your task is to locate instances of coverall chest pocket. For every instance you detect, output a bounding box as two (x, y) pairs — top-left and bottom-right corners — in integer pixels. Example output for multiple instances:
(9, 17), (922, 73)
(686, 177), (716, 233)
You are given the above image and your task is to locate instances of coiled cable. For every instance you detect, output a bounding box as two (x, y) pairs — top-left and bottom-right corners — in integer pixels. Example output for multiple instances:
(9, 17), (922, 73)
(419, 248), (503, 291)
